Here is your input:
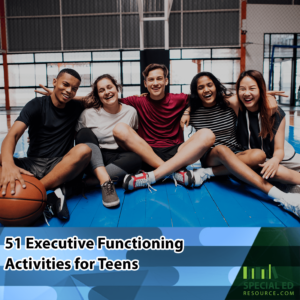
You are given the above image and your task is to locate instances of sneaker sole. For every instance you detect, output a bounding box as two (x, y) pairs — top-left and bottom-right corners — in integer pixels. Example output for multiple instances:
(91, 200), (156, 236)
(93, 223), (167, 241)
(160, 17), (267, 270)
(186, 171), (194, 187)
(122, 174), (132, 191)
(103, 199), (120, 208)
(193, 176), (203, 188)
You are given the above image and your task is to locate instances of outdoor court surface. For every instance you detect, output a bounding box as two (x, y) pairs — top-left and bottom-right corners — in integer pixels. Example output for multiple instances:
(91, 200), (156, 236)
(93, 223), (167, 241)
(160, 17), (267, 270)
(0, 107), (299, 227)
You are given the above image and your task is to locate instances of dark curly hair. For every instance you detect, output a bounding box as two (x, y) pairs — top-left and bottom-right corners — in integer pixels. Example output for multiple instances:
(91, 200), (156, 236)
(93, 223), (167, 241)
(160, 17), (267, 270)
(189, 72), (233, 113)
(85, 74), (122, 109)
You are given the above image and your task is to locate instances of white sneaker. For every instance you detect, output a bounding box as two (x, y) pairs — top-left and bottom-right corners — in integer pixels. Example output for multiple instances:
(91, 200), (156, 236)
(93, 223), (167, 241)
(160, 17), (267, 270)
(192, 168), (211, 187)
(274, 193), (300, 218)
(172, 170), (194, 187)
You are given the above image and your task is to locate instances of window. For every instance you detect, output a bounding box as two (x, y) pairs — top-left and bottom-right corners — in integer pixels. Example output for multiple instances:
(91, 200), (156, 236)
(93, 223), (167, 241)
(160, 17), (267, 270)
(264, 33), (300, 106)
(170, 48), (240, 92)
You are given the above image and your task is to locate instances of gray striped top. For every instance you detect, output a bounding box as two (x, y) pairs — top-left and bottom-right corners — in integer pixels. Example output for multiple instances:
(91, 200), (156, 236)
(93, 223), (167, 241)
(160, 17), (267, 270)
(190, 103), (242, 151)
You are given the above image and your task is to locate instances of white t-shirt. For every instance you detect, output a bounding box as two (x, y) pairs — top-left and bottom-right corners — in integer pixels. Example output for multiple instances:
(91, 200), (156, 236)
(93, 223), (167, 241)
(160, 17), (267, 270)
(76, 103), (138, 150)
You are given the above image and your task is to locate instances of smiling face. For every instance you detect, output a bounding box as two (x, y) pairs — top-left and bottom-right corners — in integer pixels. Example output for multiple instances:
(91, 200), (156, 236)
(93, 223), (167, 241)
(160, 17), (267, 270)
(238, 76), (260, 112)
(196, 76), (217, 107)
(144, 68), (168, 101)
(52, 73), (80, 108)
(97, 78), (119, 108)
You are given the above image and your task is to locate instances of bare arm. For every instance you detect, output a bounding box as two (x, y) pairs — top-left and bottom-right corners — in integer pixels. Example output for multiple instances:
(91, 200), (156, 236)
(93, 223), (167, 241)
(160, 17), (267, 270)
(226, 94), (240, 116)
(266, 94), (277, 116)
(266, 90), (288, 116)
(180, 107), (190, 130)
(1, 121), (33, 195)
(272, 116), (285, 163)
(259, 117), (285, 179)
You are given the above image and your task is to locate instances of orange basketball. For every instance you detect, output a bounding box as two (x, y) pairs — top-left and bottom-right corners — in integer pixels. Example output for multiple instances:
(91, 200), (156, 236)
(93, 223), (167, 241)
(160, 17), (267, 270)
(0, 175), (47, 226)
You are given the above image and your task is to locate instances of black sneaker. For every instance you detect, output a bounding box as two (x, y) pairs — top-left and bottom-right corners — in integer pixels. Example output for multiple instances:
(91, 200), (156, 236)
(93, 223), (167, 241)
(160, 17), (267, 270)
(101, 180), (120, 208)
(54, 188), (70, 220)
(45, 188), (70, 221)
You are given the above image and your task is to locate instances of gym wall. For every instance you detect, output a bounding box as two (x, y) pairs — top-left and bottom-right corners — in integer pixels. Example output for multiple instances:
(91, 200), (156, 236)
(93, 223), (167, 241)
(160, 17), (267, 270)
(5, 0), (240, 52)
(245, 3), (300, 72)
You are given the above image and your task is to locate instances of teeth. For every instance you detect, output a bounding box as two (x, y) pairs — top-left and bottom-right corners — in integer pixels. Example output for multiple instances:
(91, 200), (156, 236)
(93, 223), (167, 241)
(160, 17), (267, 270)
(204, 94), (212, 98)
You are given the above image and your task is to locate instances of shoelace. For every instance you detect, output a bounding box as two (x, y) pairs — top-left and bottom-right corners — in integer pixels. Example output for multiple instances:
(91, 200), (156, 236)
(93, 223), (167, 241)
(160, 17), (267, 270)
(136, 178), (157, 192)
(103, 181), (115, 195)
(133, 174), (156, 192)
(163, 173), (182, 188)
(43, 205), (54, 226)
(274, 199), (300, 218)
(201, 173), (210, 184)
(147, 183), (157, 193)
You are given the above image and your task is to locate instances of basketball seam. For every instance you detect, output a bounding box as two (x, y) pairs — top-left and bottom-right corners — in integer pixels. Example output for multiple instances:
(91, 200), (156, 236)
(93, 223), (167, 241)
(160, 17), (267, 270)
(0, 201), (45, 220)
(0, 176), (46, 225)
(24, 180), (45, 199)
(0, 180), (45, 201)
(0, 197), (45, 201)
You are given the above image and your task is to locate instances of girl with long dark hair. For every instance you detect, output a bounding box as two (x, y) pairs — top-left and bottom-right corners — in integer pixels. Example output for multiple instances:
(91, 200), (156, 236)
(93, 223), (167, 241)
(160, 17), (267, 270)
(185, 71), (299, 218)
(236, 70), (300, 189)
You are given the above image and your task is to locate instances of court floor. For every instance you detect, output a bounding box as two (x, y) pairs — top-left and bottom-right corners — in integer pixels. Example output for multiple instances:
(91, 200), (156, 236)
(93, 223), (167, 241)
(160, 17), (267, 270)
(0, 107), (300, 227)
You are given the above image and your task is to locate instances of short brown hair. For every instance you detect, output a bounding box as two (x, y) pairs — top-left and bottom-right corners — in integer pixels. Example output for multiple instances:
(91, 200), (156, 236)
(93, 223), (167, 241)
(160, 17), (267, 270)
(142, 63), (169, 79)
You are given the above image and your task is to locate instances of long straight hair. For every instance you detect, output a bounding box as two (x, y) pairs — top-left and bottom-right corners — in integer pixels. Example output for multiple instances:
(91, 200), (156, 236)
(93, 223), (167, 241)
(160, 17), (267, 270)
(236, 70), (277, 141)
(86, 74), (122, 109)
(189, 72), (232, 113)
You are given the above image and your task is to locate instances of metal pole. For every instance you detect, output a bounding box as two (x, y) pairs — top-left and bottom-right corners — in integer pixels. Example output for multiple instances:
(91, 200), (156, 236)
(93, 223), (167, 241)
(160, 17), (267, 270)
(137, 0), (144, 50)
(290, 34), (297, 106)
(240, 0), (247, 73)
(59, 0), (63, 51)
(164, 0), (169, 50)
(0, 0), (9, 110)
(119, 0), (122, 49)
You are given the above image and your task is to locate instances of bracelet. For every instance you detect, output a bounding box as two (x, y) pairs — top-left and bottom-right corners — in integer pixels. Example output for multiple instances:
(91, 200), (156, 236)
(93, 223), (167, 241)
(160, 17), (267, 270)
(183, 113), (190, 115)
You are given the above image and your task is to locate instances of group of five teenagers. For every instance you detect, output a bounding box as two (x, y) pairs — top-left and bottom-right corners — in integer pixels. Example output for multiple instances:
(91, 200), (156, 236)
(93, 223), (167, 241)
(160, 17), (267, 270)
(74, 74), (142, 207)
(0, 69), (91, 221)
(184, 70), (299, 217)
(36, 65), (299, 219)
(2, 64), (299, 223)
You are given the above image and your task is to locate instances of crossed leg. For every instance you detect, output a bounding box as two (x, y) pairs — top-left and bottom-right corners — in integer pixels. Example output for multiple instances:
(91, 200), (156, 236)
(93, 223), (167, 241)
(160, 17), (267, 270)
(113, 123), (215, 181)
(152, 129), (215, 180)
(0, 144), (91, 194)
(40, 144), (92, 190)
(209, 148), (266, 176)
(270, 165), (300, 185)
(113, 123), (165, 169)
(204, 145), (273, 194)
